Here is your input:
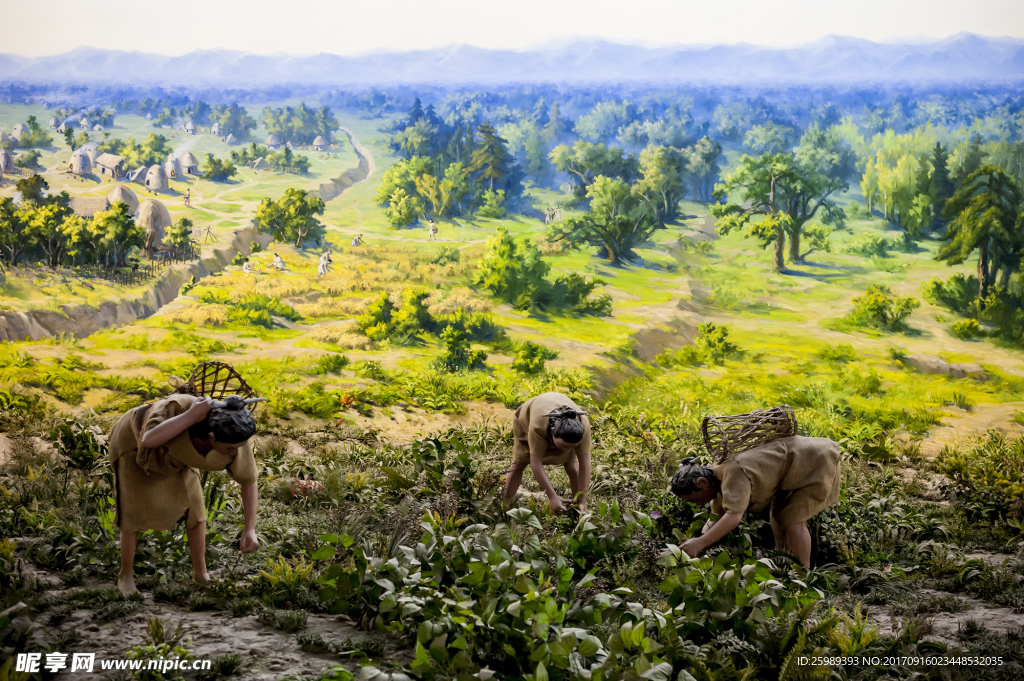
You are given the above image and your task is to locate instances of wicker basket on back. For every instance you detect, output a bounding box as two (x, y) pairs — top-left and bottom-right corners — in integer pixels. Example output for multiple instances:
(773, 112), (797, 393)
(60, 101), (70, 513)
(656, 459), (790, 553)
(169, 361), (263, 413)
(702, 404), (796, 462)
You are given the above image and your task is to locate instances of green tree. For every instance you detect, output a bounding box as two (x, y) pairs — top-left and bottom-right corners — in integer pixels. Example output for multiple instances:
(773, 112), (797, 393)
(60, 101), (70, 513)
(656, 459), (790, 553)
(547, 175), (659, 264)
(938, 165), (1024, 303)
(476, 227), (550, 309)
(214, 104), (257, 140)
(543, 102), (571, 144)
(0, 197), (33, 267)
(14, 150), (42, 170)
(203, 154), (237, 182)
(468, 122), (513, 192)
(631, 145), (685, 226)
(63, 128), (76, 150)
(16, 175), (48, 203)
(61, 215), (93, 267)
(90, 202), (145, 267)
(928, 142), (955, 219)
(256, 188), (326, 248)
(744, 122), (793, 154)
(166, 217), (194, 257)
(440, 163), (471, 216)
(680, 137), (723, 201)
(849, 285), (920, 330)
(384, 188), (423, 227)
(20, 194), (74, 267)
(549, 141), (637, 201)
(711, 152), (845, 271)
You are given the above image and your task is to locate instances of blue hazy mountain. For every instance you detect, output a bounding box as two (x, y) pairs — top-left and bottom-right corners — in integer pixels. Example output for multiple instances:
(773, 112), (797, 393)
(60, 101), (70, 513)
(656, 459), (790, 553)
(1, 33), (1021, 86)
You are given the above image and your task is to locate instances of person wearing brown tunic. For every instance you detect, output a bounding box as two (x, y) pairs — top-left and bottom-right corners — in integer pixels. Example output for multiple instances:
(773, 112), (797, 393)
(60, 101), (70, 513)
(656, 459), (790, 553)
(669, 435), (841, 568)
(108, 393), (261, 595)
(503, 392), (592, 513)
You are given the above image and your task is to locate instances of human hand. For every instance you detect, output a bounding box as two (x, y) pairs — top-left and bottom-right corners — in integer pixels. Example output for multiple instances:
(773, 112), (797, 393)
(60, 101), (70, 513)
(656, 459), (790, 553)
(188, 396), (213, 421)
(548, 497), (568, 514)
(681, 538), (705, 559)
(240, 529), (259, 554)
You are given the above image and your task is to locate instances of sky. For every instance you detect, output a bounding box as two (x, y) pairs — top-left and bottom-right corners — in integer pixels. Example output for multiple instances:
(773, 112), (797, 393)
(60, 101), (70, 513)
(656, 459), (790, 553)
(4, 0), (1024, 57)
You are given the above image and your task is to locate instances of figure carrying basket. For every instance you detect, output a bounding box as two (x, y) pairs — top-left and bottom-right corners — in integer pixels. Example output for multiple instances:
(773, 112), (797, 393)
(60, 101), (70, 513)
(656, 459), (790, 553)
(669, 404), (842, 568)
(107, 361), (267, 595)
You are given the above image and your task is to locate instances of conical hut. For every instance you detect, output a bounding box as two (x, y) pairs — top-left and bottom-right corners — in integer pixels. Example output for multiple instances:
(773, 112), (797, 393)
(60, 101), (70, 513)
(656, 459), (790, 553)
(136, 199), (173, 255)
(265, 134), (281, 149)
(80, 118), (91, 129)
(145, 164), (167, 191)
(93, 124), (103, 132)
(223, 134), (238, 145)
(84, 146), (98, 164)
(179, 151), (199, 174)
(312, 135), (327, 151)
(68, 149), (93, 175)
(164, 156), (182, 180)
(107, 185), (139, 214)
(146, 113), (153, 121)
(11, 123), (28, 140)
(0, 149), (13, 173)
(48, 117), (58, 128)
(185, 120), (197, 134)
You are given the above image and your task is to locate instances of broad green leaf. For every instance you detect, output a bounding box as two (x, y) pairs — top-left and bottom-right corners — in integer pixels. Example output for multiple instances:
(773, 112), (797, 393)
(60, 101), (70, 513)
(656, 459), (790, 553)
(578, 635), (601, 656)
(311, 545), (336, 561)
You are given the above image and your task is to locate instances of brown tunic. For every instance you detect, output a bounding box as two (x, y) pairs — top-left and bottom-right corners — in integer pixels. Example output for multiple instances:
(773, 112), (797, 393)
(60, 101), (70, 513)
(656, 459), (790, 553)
(512, 392), (592, 466)
(108, 394), (258, 534)
(709, 436), (841, 542)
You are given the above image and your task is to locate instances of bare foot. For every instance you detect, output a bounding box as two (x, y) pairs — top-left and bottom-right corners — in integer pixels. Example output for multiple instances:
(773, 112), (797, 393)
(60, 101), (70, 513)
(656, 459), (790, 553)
(117, 574), (138, 597)
(193, 572), (212, 588)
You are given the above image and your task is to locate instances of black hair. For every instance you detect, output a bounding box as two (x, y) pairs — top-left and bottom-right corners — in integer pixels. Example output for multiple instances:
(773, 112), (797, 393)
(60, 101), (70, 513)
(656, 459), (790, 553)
(670, 457), (720, 497)
(187, 395), (257, 444)
(547, 406), (584, 444)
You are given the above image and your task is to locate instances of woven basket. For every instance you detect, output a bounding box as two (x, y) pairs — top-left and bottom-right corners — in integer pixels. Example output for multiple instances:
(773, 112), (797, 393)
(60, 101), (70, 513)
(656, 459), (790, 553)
(169, 361), (262, 413)
(702, 404), (796, 461)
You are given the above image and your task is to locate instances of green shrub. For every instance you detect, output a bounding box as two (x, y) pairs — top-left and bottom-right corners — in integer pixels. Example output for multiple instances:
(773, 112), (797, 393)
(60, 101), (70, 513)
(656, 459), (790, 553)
(433, 326), (487, 373)
(511, 341), (558, 374)
(921, 274), (978, 313)
(431, 246), (461, 265)
(842, 234), (896, 258)
(847, 285), (920, 330)
(14, 150), (42, 169)
(311, 354), (350, 375)
(695, 322), (740, 364)
(951, 318), (983, 340)
(477, 189), (507, 218)
(818, 343), (858, 363)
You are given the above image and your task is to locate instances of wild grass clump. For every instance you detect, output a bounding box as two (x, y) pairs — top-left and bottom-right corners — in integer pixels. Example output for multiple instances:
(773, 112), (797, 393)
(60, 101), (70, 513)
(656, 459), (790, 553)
(163, 303), (229, 327)
(294, 297), (367, 319)
(307, 323), (371, 349)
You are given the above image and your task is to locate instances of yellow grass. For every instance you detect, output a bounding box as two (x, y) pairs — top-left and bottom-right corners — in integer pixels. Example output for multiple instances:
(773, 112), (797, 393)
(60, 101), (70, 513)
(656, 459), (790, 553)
(307, 322), (370, 349)
(163, 303), (228, 326)
(294, 297), (368, 318)
(426, 286), (492, 316)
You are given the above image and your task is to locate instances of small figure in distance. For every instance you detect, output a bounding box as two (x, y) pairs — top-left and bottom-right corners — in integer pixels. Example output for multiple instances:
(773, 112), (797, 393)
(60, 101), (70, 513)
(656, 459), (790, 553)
(317, 251), (333, 277)
(503, 392), (591, 515)
(669, 436), (842, 569)
(271, 253), (285, 271)
(184, 188), (191, 207)
(351, 233), (363, 247)
(108, 394), (267, 595)
(241, 257), (260, 274)
(428, 219), (438, 241)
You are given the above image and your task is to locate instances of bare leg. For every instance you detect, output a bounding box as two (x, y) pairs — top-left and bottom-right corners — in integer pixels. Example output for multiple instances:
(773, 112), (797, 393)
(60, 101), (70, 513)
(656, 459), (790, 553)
(118, 531), (138, 596)
(563, 459), (580, 504)
(503, 459), (529, 508)
(784, 522), (812, 568)
(186, 521), (211, 585)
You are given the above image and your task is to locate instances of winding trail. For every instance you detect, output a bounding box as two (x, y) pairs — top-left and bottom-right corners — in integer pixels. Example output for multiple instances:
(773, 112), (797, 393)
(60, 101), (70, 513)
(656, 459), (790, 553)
(318, 127), (375, 202)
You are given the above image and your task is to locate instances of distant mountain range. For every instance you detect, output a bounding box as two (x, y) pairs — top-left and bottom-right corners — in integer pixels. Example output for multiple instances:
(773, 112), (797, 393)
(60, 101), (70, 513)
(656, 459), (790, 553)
(1, 34), (1022, 87)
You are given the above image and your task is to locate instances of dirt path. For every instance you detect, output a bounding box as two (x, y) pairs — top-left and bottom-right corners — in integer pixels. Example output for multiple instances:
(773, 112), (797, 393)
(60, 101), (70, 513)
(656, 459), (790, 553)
(920, 402), (1024, 457)
(318, 128), (375, 203)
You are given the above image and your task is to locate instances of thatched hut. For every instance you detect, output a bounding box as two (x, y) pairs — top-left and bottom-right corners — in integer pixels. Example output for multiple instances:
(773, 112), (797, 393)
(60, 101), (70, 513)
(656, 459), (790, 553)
(11, 123), (28, 140)
(185, 120), (197, 134)
(84, 147), (98, 164)
(69, 197), (110, 218)
(96, 153), (125, 178)
(146, 113), (153, 121)
(179, 151), (199, 174)
(93, 124), (103, 132)
(312, 135), (328, 151)
(265, 134), (281, 149)
(48, 117), (58, 128)
(107, 185), (139, 213)
(164, 156), (182, 180)
(0, 149), (13, 173)
(136, 198), (172, 255)
(126, 167), (146, 183)
(80, 118), (91, 130)
(145, 164), (168, 191)
(68, 149), (93, 175)
(223, 134), (238, 145)
(211, 122), (221, 135)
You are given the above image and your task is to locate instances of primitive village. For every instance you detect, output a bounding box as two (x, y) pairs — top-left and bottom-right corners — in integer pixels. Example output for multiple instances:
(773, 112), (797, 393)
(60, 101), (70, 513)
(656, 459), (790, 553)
(2, 40), (1024, 681)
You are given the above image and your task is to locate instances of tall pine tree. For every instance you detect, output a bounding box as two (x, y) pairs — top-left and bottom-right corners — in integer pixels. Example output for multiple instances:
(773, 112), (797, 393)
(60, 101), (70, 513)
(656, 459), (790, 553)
(407, 98), (424, 126)
(928, 142), (955, 218)
(469, 121), (512, 192)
